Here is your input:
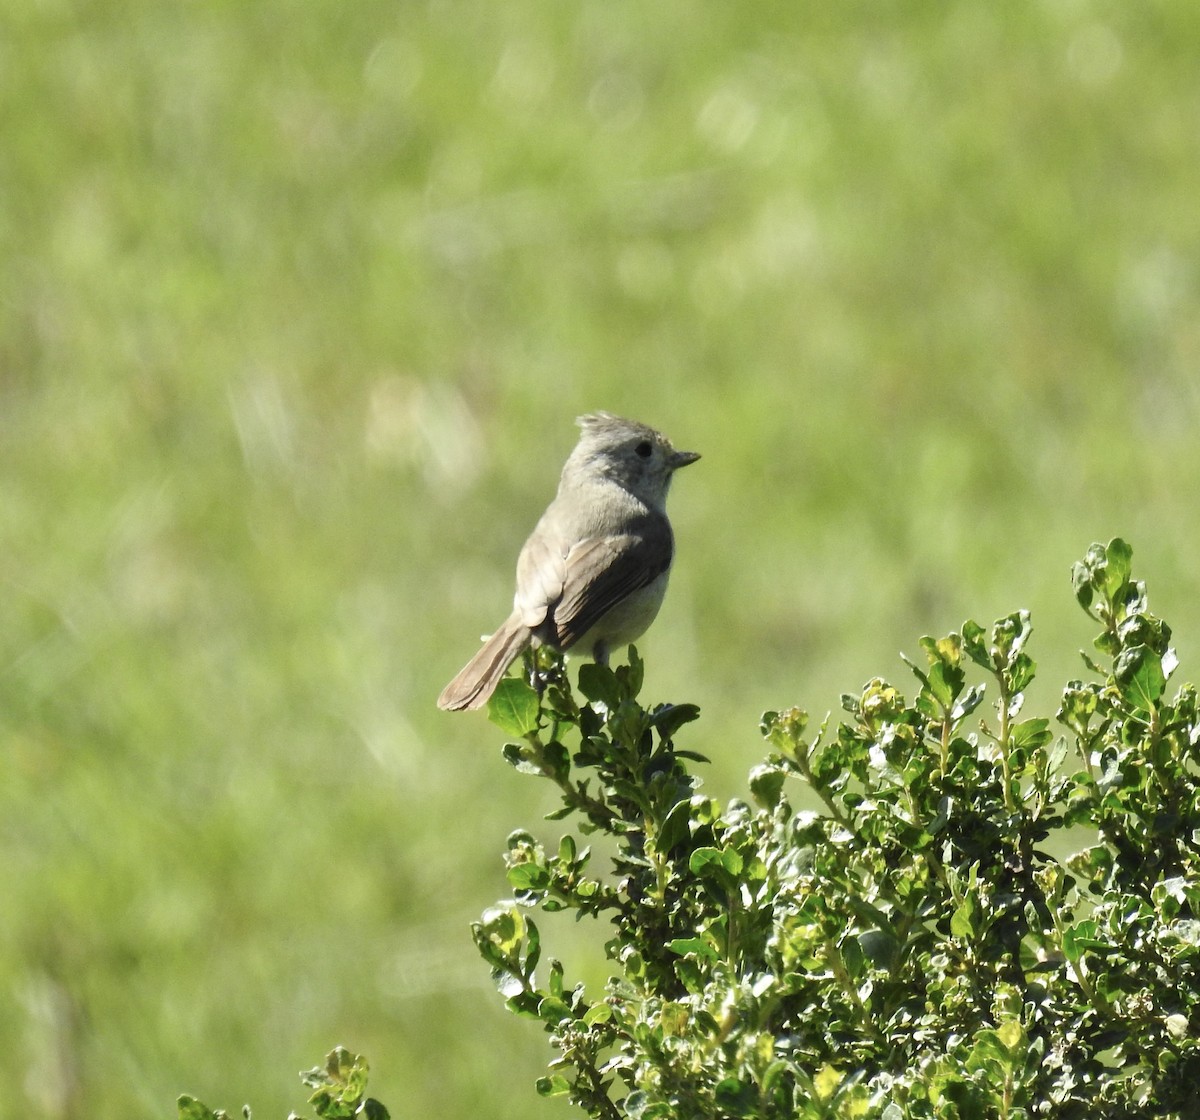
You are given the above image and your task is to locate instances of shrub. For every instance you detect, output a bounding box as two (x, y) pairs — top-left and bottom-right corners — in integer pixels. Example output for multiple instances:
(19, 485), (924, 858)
(177, 1048), (388, 1120)
(179, 539), (1199, 1119)
(473, 540), (1200, 1119)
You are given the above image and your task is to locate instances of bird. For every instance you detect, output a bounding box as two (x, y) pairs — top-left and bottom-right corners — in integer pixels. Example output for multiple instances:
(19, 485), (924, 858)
(437, 411), (699, 711)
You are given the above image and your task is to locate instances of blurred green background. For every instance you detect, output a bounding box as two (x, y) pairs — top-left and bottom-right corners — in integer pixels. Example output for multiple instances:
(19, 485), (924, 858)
(3, 1), (1199, 1116)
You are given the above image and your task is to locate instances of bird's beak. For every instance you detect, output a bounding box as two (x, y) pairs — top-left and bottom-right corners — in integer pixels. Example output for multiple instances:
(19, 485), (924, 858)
(670, 449), (701, 470)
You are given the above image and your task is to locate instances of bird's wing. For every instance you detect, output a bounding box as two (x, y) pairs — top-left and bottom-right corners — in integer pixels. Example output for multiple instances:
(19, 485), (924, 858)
(514, 526), (567, 628)
(548, 519), (674, 649)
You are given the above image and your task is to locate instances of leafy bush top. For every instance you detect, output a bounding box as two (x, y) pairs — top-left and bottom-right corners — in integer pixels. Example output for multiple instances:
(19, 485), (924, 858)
(178, 540), (1200, 1120)
(474, 540), (1200, 1119)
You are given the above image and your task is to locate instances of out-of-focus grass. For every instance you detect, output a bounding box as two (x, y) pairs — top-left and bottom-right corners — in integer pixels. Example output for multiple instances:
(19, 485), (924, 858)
(2, 2), (1199, 1117)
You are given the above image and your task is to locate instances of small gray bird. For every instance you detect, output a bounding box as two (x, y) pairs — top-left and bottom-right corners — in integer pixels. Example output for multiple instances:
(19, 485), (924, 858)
(437, 412), (699, 711)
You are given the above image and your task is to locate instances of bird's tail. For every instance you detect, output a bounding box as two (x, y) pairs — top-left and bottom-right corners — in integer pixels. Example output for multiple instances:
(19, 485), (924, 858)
(437, 615), (533, 711)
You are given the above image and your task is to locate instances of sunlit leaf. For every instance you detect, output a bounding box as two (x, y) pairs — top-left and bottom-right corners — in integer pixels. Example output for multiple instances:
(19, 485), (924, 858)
(488, 678), (541, 735)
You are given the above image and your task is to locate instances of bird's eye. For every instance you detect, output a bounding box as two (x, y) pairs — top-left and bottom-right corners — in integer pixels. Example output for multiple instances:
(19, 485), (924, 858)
(634, 440), (653, 459)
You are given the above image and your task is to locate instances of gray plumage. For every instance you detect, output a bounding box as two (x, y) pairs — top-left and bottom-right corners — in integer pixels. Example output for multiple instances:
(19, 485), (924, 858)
(437, 412), (699, 711)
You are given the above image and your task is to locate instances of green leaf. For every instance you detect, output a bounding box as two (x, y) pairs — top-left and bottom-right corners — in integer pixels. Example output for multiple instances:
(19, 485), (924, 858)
(578, 661), (620, 707)
(929, 659), (964, 707)
(524, 917), (542, 976)
(506, 990), (543, 1018)
(858, 929), (898, 970)
(1062, 919), (1103, 963)
(309, 1048), (369, 1110)
(1073, 539), (1134, 616)
(506, 827), (539, 850)
(966, 1029), (1011, 1074)
(748, 763), (786, 808)
(535, 1075), (571, 1098)
(1009, 650), (1037, 694)
(668, 935), (719, 961)
(992, 611), (1033, 667)
(582, 1002), (613, 1025)
(1057, 682), (1099, 735)
(761, 707), (812, 768)
(624, 1089), (652, 1113)
(1102, 537), (1133, 599)
(476, 904), (525, 956)
(620, 644), (645, 698)
(1114, 644), (1165, 711)
(911, 634), (967, 709)
(308, 1088), (354, 1117)
(654, 797), (693, 854)
(951, 893), (980, 939)
(536, 996), (571, 1023)
(689, 846), (743, 881)
(652, 702), (701, 739)
(178, 1098), (219, 1120)
(995, 1019), (1025, 1053)
(1010, 718), (1052, 752)
(501, 741), (541, 775)
(962, 619), (989, 667)
(714, 1077), (756, 1112)
(902, 651), (931, 691)
(952, 683), (986, 721)
(1072, 561), (1095, 612)
(488, 678), (541, 735)
(506, 862), (550, 891)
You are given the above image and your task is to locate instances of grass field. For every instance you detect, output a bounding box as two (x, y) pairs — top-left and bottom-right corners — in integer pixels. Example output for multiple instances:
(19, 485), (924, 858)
(4, 2), (1200, 1117)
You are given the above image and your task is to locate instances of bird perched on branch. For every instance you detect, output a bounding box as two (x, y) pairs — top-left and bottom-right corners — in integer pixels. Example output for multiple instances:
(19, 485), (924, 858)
(438, 411), (699, 711)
